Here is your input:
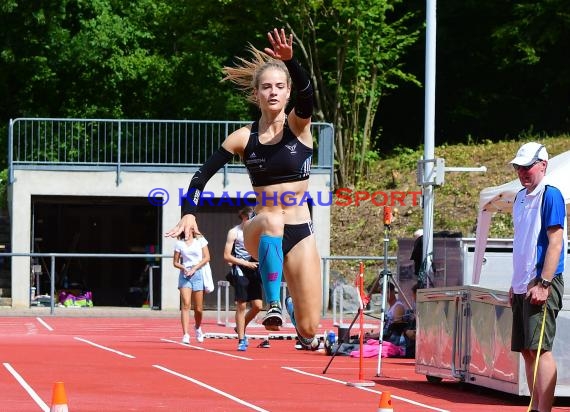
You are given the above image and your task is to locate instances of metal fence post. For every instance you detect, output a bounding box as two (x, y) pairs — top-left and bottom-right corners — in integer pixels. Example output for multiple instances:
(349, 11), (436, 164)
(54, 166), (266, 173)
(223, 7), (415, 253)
(149, 265), (160, 310)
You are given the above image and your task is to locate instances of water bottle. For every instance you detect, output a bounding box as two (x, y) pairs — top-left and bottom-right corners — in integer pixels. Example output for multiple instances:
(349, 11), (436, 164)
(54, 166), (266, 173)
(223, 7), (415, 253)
(327, 331), (336, 345)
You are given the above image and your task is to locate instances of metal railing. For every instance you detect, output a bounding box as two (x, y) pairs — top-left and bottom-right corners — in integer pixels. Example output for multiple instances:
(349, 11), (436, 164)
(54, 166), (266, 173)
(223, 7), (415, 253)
(4, 252), (168, 315)
(2, 252), (399, 317)
(8, 118), (334, 185)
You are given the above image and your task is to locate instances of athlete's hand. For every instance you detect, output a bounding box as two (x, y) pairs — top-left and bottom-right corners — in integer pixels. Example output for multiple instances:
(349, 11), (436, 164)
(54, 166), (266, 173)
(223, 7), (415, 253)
(265, 28), (293, 61)
(165, 214), (199, 240)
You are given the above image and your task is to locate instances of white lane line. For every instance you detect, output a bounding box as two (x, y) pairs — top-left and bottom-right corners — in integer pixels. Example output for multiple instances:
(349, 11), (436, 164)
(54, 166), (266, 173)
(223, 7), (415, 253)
(160, 338), (251, 360)
(3, 363), (50, 412)
(74, 337), (135, 359)
(282, 367), (450, 412)
(36, 317), (53, 331)
(153, 364), (268, 412)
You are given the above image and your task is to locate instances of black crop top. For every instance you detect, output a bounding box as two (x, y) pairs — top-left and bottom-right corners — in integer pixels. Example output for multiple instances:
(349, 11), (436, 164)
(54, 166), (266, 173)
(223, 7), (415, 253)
(243, 120), (313, 187)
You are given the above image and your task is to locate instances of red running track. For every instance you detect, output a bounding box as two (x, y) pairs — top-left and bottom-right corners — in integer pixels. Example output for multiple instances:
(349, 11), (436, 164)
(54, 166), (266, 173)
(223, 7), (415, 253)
(1, 314), (570, 411)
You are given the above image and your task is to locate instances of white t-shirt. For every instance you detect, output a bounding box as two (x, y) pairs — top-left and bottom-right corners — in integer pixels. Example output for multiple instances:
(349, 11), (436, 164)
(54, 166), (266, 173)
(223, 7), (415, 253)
(174, 237), (208, 268)
(512, 187), (542, 293)
(386, 299), (406, 328)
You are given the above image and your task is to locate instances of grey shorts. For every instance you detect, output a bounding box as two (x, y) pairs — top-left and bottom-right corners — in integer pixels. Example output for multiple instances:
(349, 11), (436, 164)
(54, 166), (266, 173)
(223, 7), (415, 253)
(511, 275), (563, 352)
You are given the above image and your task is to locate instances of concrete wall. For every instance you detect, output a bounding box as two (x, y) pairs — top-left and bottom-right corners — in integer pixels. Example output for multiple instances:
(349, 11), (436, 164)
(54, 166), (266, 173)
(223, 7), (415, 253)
(10, 168), (331, 309)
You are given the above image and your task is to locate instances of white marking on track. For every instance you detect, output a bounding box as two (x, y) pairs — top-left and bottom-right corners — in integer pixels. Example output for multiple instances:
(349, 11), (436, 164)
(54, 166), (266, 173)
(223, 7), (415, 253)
(36, 317), (53, 331)
(153, 364), (268, 411)
(3, 363), (50, 412)
(282, 366), (450, 412)
(74, 337), (135, 358)
(160, 338), (252, 360)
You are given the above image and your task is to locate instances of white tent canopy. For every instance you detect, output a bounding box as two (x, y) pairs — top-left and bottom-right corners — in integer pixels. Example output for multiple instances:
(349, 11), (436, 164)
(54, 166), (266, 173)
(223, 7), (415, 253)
(472, 150), (570, 285)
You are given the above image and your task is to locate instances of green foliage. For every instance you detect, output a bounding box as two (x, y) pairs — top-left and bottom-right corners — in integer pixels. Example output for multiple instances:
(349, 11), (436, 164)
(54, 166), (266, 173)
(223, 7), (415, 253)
(0, 0), (268, 121)
(492, 0), (570, 67)
(389, 146), (420, 170)
(332, 135), (569, 261)
(277, 0), (421, 186)
(0, 0), (569, 190)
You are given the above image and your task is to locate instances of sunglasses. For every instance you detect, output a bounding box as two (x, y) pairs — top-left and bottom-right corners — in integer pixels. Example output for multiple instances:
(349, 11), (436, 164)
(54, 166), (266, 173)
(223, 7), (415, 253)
(513, 160), (542, 172)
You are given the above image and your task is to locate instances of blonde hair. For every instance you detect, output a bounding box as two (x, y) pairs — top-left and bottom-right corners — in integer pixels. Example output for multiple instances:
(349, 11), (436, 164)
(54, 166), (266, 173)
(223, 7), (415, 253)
(222, 44), (291, 105)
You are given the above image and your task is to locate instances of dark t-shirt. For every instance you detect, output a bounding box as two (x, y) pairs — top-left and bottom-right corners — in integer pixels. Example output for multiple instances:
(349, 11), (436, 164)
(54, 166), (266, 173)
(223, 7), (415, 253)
(410, 236), (423, 276)
(243, 120), (312, 186)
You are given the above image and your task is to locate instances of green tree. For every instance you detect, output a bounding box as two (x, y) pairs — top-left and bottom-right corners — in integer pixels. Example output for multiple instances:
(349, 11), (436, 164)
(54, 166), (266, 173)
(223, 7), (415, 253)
(158, 0), (274, 120)
(491, 0), (570, 134)
(278, 0), (420, 186)
(374, 0), (570, 149)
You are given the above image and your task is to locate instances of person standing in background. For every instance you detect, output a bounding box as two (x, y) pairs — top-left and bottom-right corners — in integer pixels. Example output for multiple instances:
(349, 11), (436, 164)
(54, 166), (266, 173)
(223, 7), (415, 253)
(224, 206), (268, 351)
(173, 230), (210, 344)
(410, 229), (423, 279)
(509, 142), (567, 412)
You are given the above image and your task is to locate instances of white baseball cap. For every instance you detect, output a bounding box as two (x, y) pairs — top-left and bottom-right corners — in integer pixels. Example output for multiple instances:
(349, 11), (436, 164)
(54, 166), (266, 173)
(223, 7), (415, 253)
(510, 142), (548, 166)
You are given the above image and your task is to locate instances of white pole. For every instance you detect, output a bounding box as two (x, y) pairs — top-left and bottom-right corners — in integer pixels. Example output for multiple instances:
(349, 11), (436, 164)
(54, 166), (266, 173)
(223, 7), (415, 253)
(376, 232), (390, 376)
(423, 0), (437, 286)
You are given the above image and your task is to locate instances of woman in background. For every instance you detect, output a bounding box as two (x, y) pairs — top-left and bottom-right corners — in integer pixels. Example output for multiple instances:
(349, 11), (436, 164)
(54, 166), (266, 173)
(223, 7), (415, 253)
(173, 230), (210, 344)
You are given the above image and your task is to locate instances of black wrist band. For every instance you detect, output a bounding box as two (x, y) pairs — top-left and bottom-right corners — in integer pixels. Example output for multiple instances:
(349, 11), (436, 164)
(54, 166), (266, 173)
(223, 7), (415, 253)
(284, 58), (314, 119)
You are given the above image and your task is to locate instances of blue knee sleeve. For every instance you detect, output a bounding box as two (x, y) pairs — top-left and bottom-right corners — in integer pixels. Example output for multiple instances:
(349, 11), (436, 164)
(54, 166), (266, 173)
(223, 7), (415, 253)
(258, 235), (283, 304)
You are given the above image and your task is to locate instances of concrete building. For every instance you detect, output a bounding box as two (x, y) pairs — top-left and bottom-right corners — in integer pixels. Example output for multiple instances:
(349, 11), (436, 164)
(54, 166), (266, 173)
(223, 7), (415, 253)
(6, 118), (333, 310)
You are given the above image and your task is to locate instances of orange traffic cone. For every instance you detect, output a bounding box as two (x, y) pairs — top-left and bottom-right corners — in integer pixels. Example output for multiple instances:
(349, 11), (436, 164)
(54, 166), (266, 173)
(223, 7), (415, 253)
(50, 381), (69, 412)
(377, 390), (394, 412)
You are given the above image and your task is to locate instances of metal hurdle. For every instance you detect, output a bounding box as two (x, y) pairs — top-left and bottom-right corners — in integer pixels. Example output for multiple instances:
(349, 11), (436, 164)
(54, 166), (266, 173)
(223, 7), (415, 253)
(332, 285), (378, 329)
(216, 280), (232, 327)
(216, 280), (293, 328)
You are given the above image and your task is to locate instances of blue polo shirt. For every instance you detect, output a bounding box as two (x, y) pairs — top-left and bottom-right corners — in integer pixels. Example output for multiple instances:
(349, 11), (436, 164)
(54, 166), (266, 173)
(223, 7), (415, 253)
(512, 184), (567, 294)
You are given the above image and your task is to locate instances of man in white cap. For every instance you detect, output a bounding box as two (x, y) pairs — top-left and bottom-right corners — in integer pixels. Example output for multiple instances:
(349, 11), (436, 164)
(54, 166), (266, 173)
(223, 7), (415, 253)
(509, 142), (567, 412)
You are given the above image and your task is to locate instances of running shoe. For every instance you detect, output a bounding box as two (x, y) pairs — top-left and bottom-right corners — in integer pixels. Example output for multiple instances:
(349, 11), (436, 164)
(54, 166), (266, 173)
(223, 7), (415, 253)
(257, 339), (271, 349)
(195, 326), (204, 343)
(182, 333), (190, 345)
(285, 296), (319, 351)
(262, 301), (283, 331)
(234, 327), (249, 346)
(237, 339), (247, 352)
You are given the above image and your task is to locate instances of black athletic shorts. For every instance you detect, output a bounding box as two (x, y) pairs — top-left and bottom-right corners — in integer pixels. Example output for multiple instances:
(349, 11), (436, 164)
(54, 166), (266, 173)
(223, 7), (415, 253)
(232, 265), (263, 303)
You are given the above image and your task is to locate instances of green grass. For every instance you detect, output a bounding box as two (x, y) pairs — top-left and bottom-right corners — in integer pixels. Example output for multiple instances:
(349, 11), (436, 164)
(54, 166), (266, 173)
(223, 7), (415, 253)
(330, 136), (569, 274)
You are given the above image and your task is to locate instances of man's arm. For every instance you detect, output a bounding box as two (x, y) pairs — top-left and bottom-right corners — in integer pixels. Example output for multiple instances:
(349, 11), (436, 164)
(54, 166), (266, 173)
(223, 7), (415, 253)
(527, 225), (563, 304)
(223, 228), (238, 265)
(541, 225), (564, 282)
